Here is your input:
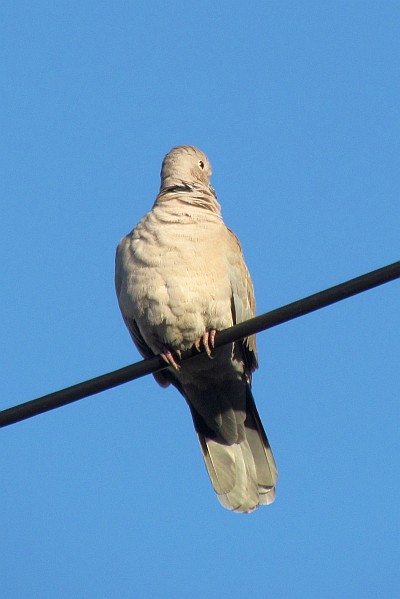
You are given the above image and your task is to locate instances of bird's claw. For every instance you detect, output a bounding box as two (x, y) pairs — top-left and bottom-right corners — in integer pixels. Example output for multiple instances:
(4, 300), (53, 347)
(161, 346), (182, 370)
(161, 330), (216, 368)
(194, 329), (216, 358)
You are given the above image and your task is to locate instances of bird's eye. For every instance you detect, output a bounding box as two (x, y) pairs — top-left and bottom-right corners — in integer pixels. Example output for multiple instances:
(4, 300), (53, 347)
(198, 160), (205, 170)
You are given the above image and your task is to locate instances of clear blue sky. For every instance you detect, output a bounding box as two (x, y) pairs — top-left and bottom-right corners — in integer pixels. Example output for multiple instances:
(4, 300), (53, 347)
(1, 2), (399, 597)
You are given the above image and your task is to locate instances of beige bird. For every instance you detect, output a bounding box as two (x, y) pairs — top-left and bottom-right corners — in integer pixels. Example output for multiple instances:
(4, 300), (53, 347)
(115, 145), (277, 512)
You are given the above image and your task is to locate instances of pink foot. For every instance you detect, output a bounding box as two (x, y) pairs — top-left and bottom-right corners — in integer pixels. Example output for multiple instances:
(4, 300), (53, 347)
(194, 329), (216, 358)
(160, 346), (182, 370)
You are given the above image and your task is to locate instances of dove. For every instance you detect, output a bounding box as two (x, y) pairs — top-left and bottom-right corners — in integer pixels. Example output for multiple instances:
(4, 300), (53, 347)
(115, 145), (277, 512)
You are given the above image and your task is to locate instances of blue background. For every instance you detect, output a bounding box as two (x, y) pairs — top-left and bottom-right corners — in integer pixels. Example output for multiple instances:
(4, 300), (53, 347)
(1, 2), (399, 597)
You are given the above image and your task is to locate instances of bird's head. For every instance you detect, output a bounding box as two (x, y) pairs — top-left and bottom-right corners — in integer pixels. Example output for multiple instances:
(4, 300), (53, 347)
(160, 145), (213, 191)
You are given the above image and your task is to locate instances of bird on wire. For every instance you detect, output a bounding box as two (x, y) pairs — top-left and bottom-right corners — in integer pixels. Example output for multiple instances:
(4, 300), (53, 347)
(115, 145), (277, 512)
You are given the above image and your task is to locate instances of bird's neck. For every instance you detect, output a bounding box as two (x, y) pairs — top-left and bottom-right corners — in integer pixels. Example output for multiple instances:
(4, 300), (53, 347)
(155, 180), (221, 216)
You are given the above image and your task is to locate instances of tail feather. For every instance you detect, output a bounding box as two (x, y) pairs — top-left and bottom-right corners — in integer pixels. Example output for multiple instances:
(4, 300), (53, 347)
(244, 388), (278, 502)
(199, 436), (260, 512)
(196, 386), (277, 513)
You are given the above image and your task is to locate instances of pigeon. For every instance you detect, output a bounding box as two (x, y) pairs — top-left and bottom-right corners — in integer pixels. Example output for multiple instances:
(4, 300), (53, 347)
(115, 145), (277, 512)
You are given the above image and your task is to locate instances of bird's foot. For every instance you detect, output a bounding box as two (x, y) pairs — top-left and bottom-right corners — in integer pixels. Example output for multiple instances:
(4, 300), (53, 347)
(160, 346), (182, 370)
(194, 329), (216, 358)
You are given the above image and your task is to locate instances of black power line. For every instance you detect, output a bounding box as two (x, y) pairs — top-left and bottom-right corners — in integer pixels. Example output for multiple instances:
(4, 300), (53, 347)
(1, 261), (399, 429)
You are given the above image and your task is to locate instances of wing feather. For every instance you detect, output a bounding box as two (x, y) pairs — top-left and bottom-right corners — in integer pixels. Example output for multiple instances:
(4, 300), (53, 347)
(226, 228), (258, 375)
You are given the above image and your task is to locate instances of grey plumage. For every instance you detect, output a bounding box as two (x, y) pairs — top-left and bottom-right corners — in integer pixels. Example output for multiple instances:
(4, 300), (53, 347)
(115, 145), (277, 512)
